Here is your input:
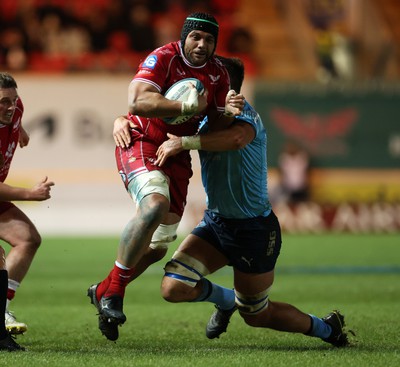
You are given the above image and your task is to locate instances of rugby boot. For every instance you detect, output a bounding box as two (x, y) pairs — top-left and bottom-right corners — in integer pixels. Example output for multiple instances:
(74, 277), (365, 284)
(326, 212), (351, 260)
(322, 310), (349, 347)
(206, 305), (236, 339)
(5, 311), (27, 335)
(0, 332), (25, 351)
(87, 284), (120, 341)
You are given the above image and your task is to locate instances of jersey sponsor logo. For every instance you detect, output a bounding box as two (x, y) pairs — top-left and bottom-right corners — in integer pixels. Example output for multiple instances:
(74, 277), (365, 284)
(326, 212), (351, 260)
(176, 68), (186, 77)
(208, 74), (220, 84)
(143, 55), (157, 69)
(137, 70), (152, 75)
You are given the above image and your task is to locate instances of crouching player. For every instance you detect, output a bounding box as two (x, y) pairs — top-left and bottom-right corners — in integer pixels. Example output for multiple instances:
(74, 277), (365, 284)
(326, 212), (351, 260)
(156, 56), (350, 347)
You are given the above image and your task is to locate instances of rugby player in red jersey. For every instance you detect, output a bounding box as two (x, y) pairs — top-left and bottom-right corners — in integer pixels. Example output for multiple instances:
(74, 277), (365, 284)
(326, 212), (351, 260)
(87, 12), (244, 341)
(0, 72), (54, 337)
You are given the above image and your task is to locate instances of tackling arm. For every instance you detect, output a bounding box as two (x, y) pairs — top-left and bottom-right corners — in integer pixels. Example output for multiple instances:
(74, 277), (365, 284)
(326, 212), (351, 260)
(155, 122), (255, 166)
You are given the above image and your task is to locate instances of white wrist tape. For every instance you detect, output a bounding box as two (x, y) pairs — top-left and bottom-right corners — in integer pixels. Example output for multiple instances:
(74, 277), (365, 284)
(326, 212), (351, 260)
(181, 135), (201, 150)
(181, 88), (199, 115)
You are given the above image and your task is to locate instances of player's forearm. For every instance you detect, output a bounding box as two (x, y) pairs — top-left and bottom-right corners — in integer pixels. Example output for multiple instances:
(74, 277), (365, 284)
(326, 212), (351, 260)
(0, 183), (32, 201)
(128, 93), (182, 118)
(185, 124), (251, 151)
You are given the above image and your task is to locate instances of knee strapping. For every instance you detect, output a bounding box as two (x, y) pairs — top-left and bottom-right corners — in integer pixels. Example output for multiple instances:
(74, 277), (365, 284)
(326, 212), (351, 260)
(235, 287), (271, 315)
(128, 170), (170, 205)
(164, 251), (210, 287)
(150, 223), (179, 250)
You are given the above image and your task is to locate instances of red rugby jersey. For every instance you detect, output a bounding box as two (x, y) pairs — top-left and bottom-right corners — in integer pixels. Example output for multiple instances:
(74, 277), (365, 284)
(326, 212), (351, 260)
(129, 41), (230, 144)
(0, 98), (23, 182)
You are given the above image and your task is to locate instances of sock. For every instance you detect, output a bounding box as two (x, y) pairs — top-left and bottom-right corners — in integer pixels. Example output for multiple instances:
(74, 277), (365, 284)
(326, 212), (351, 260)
(103, 261), (135, 299)
(7, 279), (20, 302)
(307, 314), (332, 339)
(193, 279), (236, 310)
(0, 270), (8, 339)
(96, 269), (113, 301)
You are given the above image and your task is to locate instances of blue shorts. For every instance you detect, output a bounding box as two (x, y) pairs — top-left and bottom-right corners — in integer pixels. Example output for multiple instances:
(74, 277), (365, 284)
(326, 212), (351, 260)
(192, 210), (282, 273)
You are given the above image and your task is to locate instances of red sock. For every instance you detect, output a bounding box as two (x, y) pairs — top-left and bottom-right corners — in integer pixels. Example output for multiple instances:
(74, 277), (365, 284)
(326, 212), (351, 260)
(103, 263), (135, 299)
(7, 288), (15, 301)
(96, 269), (113, 301)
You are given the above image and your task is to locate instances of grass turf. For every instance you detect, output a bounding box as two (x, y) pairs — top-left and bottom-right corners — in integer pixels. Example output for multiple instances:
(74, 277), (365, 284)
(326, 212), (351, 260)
(1, 233), (399, 366)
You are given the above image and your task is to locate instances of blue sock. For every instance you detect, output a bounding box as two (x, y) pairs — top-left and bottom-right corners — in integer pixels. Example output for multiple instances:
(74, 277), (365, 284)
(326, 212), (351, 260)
(193, 279), (236, 310)
(308, 314), (332, 339)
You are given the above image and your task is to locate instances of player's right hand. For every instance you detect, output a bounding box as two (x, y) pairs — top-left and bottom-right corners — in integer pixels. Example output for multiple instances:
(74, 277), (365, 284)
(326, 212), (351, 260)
(181, 85), (208, 115)
(32, 176), (55, 201)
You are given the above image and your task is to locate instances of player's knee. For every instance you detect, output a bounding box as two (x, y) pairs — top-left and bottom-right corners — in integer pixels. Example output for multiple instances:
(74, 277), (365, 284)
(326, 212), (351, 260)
(160, 276), (190, 302)
(32, 232), (42, 249)
(18, 229), (42, 252)
(235, 288), (271, 326)
(140, 197), (170, 225)
(162, 250), (210, 301)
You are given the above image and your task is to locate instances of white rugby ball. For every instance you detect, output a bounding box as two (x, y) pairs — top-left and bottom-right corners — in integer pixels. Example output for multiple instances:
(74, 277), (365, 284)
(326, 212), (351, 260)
(163, 78), (205, 125)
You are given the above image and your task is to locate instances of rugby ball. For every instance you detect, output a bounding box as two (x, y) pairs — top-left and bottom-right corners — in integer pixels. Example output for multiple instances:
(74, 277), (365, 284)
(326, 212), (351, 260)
(163, 78), (205, 125)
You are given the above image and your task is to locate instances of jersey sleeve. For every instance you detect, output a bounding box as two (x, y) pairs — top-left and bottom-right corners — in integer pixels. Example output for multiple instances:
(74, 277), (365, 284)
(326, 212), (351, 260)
(234, 102), (261, 136)
(132, 46), (172, 93)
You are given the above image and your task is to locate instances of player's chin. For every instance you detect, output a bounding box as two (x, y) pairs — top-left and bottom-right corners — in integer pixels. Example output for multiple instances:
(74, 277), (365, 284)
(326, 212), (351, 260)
(0, 118), (11, 125)
(190, 53), (208, 65)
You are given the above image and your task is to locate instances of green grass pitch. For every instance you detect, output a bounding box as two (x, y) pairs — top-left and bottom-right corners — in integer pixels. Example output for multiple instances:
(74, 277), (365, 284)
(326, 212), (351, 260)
(1, 233), (399, 366)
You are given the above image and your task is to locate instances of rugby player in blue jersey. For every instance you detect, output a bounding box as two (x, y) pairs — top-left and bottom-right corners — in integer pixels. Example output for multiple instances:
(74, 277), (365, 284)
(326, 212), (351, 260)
(156, 56), (350, 348)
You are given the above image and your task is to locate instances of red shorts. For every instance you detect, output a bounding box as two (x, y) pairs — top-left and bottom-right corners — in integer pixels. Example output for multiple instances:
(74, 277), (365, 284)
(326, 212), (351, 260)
(0, 202), (15, 215)
(115, 135), (192, 217)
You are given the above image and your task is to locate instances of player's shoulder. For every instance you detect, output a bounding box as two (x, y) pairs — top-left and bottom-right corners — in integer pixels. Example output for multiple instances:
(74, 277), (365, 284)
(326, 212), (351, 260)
(150, 42), (180, 59)
(140, 42), (180, 69)
(209, 56), (228, 72)
(236, 102), (262, 126)
(16, 97), (24, 112)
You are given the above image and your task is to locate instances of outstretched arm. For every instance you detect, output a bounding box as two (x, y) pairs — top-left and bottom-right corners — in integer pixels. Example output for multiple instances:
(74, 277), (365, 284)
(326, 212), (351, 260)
(0, 176), (55, 201)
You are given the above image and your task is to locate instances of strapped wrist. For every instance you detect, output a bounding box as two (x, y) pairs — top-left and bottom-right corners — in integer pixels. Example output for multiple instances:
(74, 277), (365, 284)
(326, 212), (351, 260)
(181, 135), (201, 150)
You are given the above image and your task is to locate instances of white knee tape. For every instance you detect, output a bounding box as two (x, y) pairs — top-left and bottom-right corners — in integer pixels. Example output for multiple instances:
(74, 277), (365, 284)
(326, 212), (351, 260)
(164, 251), (210, 287)
(235, 287), (271, 315)
(150, 223), (179, 250)
(128, 170), (170, 205)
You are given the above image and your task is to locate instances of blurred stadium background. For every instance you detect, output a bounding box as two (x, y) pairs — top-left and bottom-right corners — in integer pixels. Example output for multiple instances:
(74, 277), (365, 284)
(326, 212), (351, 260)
(2, 0), (399, 235)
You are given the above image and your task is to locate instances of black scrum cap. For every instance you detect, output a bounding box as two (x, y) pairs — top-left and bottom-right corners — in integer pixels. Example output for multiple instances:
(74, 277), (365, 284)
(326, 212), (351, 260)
(180, 13), (219, 52)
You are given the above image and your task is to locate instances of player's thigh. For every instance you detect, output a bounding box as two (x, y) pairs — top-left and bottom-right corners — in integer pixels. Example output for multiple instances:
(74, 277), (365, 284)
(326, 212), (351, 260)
(177, 234), (229, 273)
(0, 205), (40, 245)
(233, 267), (274, 296)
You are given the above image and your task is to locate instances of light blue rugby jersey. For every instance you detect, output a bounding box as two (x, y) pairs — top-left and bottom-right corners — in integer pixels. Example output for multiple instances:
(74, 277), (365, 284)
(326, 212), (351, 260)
(198, 101), (272, 219)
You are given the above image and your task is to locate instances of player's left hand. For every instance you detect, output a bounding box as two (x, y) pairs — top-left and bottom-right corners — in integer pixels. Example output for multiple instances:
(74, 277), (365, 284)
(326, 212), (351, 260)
(19, 127), (30, 148)
(224, 90), (245, 117)
(113, 116), (138, 148)
(155, 133), (183, 166)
